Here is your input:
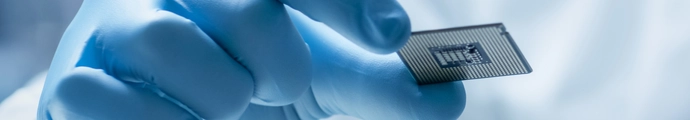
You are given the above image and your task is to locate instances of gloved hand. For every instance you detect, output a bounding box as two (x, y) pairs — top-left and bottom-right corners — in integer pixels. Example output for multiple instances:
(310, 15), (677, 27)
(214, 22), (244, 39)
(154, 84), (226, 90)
(38, 0), (466, 120)
(238, 9), (466, 120)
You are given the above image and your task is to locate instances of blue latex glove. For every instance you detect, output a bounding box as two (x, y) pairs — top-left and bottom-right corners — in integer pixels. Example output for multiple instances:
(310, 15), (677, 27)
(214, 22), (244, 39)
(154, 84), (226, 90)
(38, 0), (465, 119)
(238, 8), (466, 120)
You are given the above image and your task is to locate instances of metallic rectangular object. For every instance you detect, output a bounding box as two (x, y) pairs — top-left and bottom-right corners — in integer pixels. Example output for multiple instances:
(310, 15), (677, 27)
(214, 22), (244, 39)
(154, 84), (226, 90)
(398, 23), (532, 85)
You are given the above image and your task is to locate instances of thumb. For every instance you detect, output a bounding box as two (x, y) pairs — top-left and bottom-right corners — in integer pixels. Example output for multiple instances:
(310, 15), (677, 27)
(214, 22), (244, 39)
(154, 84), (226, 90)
(289, 8), (466, 120)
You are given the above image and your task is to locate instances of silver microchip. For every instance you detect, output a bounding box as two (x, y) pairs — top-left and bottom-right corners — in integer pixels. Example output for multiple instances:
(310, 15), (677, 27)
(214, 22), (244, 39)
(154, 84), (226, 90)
(398, 23), (532, 85)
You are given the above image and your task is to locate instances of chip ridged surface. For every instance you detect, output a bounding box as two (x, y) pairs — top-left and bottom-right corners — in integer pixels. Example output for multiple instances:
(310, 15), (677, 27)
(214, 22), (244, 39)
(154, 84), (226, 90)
(398, 23), (532, 85)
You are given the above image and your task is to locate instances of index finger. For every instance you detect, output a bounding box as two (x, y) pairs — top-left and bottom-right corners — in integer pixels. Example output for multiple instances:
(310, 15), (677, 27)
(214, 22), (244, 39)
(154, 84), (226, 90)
(280, 0), (411, 54)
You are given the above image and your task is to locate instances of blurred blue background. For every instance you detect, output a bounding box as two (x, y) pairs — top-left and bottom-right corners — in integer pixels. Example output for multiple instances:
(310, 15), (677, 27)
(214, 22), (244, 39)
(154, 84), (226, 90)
(1, 0), (689, 119)
(0, 0), (81, 103)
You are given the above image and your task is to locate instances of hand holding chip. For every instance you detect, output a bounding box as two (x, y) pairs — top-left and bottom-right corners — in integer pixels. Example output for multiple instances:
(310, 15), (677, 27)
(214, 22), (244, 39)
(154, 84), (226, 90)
(280, 10), (468, 119)
(38, 0), (467, 119)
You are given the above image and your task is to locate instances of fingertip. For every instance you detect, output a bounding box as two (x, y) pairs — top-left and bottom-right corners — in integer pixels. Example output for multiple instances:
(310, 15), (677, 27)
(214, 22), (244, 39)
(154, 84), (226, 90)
(360, 2), (411, 54)
(417, 82), (467, 119)
(283, 0), (411, 54)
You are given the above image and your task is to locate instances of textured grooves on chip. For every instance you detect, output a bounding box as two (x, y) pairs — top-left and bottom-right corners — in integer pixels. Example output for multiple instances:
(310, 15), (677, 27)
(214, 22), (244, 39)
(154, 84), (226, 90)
(397, 23), (532, 85)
